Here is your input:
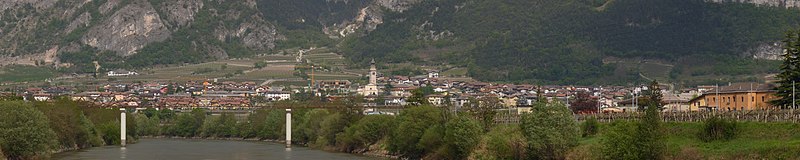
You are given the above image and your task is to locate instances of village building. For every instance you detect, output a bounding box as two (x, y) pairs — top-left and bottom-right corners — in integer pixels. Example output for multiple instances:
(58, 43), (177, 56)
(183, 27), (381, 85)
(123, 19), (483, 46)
(689, 83), (778, 111)
(107, 69), (138, 77)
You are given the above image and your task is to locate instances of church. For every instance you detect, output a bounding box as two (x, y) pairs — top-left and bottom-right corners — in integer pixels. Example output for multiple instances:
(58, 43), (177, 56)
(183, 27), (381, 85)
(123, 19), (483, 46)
(359, 59), (380, 96)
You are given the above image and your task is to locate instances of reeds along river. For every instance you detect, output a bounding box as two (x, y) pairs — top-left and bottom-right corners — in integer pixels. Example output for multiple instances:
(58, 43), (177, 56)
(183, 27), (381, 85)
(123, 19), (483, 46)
(53, 139), (378, 160)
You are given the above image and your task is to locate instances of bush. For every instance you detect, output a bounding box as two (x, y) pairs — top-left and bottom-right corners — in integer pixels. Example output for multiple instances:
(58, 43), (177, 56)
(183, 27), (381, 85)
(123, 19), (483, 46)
(32, 100), (103, 149)
(520, 101), (579, 160)
(170, 114), (199, 137)
(136, 114), (160, 136)
(297, 109), (330, 144)
(316, 113), (347, 147)
(601, 106), (665, 160)
(582, 117), (599, 137)
(200, 113), (238, 138)
(336, 115), (395, 152)
(442, 114), (483, 159)
(387, 105), (445, 158)
(96, 121), (121, 145)
(257, 109), (285, 140)
(600, 120), (639, 160)
(699, 116), (737, 142)
(472, 125), (526, 160)
(0, 101), (57, 159)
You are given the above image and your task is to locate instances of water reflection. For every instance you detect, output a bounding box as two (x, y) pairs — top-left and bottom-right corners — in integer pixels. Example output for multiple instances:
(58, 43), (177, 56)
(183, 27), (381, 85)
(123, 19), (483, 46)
(54, 139), (375, 160)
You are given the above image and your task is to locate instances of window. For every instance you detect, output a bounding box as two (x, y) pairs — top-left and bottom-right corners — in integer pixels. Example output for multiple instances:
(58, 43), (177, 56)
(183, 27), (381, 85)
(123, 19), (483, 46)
(762, 96), (765, 102)
(752, 96), (754, 102)
(741, 97), (744, 102)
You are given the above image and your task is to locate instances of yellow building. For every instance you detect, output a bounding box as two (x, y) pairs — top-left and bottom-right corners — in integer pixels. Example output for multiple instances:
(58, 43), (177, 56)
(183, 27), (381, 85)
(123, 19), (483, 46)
(689, 83), (778, 111)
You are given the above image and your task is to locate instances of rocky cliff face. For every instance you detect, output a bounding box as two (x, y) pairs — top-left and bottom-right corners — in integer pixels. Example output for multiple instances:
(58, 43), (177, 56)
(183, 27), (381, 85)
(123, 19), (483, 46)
(323, 0), (422, 38)
(708, 0), (800, 8)
(0, 0), (282, 67)
(82, 0), (171, 56)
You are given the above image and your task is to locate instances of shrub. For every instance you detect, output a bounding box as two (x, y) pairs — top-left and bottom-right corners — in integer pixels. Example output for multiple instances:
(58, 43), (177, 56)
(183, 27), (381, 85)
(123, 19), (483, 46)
(601, 105), (665, 160)
(171, 114), (199, 137)
(0, 101), (57, 159)
(96, 121), (120, 145)
(387, 105), (445, 158)
(699, 116), (737, 142)
(317, 113), (348, 147)
(200, 114), (238, 138)
(474, 125), (527, 160)
(520, 101), (579, 160)
(442, 114), (483, 159)
(136, 114), (160, 136)
(257, 109), (285, 140)
(297, 109), (330, 144)
(336, 115), (395, 152)
(600, 120), (639, 160)
(582, 117), (599, 137)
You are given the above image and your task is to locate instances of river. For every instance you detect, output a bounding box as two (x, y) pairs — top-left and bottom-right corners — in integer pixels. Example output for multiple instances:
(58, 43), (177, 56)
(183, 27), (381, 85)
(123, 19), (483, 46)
(53, 139), (379, 160)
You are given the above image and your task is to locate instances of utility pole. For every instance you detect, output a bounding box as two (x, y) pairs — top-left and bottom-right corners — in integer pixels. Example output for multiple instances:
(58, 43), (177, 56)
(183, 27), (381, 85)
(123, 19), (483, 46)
(793, 81), (796, 110)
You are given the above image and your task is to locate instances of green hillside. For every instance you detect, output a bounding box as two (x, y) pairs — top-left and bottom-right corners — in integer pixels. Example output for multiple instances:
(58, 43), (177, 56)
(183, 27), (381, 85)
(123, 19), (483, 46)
(342, 0), (799, 85)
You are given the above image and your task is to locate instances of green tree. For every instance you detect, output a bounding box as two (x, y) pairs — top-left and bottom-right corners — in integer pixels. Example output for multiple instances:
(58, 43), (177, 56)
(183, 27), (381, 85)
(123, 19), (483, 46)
(387, 105), (445, 158)
(466, 97), (500, 131)
(442, 114), (483, 159)
(520, 100), (579, 160)
(772, 29), (800, 109)
(316, 113), (348, 147)
(0, 101), (57, 159)
(297, 109), (330, 143)
(136, 114), (160, 136)
(171, 114), (199, 137)
(336, 115), (395, 152)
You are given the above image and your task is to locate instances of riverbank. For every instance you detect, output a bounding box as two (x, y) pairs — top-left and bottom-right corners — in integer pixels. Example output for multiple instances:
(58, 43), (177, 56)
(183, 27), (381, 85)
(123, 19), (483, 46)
(138, 136), (398, 159)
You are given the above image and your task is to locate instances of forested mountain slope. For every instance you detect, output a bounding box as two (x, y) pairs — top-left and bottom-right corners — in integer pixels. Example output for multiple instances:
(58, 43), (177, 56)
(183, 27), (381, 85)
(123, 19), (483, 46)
(342, 0), (800, 84)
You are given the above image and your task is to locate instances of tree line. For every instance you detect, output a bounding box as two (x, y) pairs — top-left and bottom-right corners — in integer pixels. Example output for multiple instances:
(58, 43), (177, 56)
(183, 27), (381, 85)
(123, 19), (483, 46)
(0, 98), (138, 159)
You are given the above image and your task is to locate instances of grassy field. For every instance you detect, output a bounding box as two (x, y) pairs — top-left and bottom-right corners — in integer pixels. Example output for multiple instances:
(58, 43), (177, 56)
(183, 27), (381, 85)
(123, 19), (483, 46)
(0, 65), (56, 83)
(571, 122), (800, 159)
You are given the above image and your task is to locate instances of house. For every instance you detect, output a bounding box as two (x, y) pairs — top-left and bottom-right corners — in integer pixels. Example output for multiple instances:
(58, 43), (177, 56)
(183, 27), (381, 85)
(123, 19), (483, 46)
(265, 91), (291, 101)
(107, 69), (138, 77)
(662, 93), (691, 112)
(33, 93), (51, 101)
(689, 83), (778, 111)
(428, 71), (440, 78)
(384, 96), (407, 106)
(427, 94), (447, 106)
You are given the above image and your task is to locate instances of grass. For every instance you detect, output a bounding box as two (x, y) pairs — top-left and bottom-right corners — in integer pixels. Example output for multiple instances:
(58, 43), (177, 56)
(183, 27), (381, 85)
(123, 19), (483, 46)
(0, 65), (56, 82)
(573, 122), (800, 159)
(442, 67), (468, 77)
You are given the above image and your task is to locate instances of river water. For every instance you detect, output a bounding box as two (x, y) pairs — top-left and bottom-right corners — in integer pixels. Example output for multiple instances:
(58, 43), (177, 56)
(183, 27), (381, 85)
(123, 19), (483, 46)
(53, 139), (378, 160)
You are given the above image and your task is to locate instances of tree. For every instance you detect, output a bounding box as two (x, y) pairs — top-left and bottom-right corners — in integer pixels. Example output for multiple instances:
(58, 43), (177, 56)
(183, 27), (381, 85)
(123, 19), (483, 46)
(465, 97), (500, 131)
(387, 105), (445, 158)
(771, 29), (800, 109)
(520, 100), (579, 160)
(645, 80), (663, 111)
(442, 114), (483, 159)
(602, 90), (666, 159)
(569, 92), (598, 114)
(0, 101), (57, 159)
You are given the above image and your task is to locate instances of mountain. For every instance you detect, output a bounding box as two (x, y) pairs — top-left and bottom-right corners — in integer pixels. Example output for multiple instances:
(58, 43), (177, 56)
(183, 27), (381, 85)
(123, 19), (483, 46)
(0, 0), (798, 85)
(342, 0), (800, 85)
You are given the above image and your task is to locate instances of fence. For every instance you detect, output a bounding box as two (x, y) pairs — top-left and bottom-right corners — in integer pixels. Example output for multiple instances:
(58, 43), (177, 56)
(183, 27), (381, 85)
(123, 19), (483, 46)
(494, 110), (800, 124)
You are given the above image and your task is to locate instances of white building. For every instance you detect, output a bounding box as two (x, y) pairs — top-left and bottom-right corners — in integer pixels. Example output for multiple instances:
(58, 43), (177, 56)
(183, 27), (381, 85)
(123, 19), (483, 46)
(107, 69), (138, 77)
(265, 91), (292, 101)
(360, 59), (380, 96)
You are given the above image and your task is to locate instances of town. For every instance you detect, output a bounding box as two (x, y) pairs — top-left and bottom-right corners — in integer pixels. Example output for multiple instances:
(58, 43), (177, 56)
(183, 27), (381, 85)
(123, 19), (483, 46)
(1, 59), (786, 115)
